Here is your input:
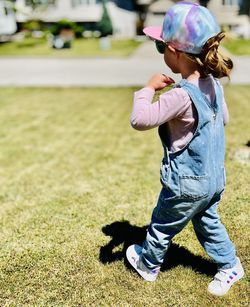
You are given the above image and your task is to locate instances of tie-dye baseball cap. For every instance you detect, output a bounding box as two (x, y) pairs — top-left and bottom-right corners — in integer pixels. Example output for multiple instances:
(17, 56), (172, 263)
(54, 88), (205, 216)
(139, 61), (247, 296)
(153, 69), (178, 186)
(143, 1), (220, 55)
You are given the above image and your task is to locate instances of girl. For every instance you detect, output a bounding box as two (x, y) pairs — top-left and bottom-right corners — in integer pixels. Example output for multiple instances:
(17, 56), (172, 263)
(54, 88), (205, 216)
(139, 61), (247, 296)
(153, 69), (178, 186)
(126, 2), (244, 296)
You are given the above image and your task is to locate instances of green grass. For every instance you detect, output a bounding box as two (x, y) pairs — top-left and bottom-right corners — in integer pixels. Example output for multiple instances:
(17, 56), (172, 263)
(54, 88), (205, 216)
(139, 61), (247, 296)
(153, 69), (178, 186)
(0, 86), (249, 306)
(222, 38), (250, 56)
(0, 37), (141, 57)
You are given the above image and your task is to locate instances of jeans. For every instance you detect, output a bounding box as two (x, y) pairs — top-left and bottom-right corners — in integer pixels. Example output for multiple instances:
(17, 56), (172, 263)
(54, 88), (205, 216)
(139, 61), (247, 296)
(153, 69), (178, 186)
(141, 188), (236, 270)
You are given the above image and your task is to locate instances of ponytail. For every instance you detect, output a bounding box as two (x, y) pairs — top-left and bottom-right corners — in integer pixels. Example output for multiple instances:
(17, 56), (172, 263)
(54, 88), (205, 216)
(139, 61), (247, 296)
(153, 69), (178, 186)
(187, 32), (233, 78)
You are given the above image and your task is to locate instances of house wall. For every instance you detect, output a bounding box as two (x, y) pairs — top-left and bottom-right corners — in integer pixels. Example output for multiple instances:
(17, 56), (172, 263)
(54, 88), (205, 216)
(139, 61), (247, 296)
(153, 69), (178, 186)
(0, 0), (17, 35)
(15, 0), (138, 38)
(107, 2), (137, 37)
(14, 0), (250, 38)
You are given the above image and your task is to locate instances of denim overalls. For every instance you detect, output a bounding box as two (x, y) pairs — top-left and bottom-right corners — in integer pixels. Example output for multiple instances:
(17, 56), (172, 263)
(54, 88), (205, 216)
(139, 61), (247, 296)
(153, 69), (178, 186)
(141, 79), (236, 270)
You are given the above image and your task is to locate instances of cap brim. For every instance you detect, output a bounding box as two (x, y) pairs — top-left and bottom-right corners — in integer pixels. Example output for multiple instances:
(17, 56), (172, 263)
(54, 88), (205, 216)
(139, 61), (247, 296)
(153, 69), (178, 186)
(143, 26), (163, 41)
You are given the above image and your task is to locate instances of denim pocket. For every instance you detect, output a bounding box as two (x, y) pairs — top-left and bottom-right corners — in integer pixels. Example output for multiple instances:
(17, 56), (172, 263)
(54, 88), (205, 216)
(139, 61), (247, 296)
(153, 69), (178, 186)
(180, 175), (209, 200)
(160, 162), (171, 189)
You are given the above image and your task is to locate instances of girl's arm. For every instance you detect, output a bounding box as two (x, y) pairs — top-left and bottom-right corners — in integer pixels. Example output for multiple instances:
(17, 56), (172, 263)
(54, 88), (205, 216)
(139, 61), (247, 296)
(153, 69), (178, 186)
(130, 85), (191, 131)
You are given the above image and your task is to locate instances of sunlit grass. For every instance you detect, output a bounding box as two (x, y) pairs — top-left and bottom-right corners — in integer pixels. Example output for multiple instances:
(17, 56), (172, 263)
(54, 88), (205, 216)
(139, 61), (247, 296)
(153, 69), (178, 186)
(0, 37), (141, 57)
(0, 86), (249, 305)
(222, 38), (250, 55)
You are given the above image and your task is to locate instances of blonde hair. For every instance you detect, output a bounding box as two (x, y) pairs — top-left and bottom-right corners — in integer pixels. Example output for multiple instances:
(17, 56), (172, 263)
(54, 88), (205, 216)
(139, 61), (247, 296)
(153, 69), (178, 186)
(186, 32), (233, 78)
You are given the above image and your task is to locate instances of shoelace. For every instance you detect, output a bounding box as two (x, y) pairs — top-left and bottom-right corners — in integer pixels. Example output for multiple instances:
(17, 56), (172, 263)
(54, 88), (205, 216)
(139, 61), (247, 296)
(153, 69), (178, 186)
(214, 269), (238, 284)
(214, 270), (228, 282)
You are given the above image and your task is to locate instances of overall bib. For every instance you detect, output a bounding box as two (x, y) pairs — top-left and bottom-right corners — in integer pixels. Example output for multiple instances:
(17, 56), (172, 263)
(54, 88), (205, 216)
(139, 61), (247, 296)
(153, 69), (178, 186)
(141, 79), (236, 270)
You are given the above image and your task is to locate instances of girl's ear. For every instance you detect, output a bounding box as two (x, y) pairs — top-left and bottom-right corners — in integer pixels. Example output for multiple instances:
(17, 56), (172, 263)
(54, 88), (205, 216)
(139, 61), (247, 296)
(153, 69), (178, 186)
(167, 44), (176, 53)
(167, 44), (181, 58)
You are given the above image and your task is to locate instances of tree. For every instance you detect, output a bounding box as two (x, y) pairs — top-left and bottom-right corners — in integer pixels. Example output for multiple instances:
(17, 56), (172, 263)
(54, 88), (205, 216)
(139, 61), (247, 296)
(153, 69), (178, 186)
(97, 0), (113, 37)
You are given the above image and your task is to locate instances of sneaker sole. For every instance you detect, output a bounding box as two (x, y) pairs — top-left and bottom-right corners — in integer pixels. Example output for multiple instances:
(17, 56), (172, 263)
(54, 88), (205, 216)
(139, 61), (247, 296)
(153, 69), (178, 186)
(126, 246), (157, 282)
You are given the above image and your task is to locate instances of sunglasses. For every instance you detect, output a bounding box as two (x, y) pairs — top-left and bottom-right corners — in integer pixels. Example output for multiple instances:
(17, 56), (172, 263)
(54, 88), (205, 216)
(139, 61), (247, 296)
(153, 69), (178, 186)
(155, 40), (168, 54)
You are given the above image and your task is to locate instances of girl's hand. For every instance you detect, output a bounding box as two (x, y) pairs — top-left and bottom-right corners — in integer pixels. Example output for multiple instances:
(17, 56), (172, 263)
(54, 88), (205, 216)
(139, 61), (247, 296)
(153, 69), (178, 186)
(146, 74), (175, 91)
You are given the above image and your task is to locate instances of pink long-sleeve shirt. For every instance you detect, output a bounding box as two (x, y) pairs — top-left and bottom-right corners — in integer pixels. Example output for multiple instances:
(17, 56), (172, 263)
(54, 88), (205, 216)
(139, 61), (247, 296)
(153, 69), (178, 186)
(131, 76), (229, 152)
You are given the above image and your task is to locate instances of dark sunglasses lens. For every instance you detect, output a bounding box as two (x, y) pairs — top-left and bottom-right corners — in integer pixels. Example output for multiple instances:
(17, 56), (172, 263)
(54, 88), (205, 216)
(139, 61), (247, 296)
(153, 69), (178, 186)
(155, 41), (165, 54)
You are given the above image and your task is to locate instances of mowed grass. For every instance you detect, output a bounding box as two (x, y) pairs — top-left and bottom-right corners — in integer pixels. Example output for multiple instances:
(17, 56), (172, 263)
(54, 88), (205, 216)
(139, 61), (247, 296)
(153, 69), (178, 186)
(0, 37), (141, 57)
(0, 86), (249, 306)
(222, 38), (250, 56)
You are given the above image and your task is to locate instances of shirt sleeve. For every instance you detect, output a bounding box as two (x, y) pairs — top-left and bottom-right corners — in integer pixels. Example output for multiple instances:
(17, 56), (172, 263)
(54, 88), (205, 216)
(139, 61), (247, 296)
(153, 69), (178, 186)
(220, 85), (229, 125)
(130, 87), (191, 131)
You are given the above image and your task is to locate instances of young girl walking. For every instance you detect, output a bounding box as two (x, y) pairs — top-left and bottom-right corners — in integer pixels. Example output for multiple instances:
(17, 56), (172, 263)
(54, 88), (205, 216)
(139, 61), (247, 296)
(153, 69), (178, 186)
(126, 1), (244, 296)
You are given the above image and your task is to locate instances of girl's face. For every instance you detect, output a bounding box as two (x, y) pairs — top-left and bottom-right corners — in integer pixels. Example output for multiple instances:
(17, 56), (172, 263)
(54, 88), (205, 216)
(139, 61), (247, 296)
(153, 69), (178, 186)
(164, 45), (180, 74)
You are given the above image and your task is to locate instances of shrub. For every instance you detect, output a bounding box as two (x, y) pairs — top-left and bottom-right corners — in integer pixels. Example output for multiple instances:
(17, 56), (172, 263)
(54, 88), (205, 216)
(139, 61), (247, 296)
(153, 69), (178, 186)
(22, 19), (44, 32)
(50, 19), (84, 38)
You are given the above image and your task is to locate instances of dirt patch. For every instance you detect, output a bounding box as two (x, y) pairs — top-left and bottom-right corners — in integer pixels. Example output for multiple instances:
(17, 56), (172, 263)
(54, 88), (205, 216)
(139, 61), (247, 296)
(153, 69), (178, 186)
(235, 148), (250, 165)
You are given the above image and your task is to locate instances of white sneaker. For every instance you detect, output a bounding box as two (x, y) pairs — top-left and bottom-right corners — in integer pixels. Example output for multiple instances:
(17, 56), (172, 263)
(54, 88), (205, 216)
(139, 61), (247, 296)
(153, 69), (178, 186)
(208, 257), (244, 296)
(126, 244), (160, 282)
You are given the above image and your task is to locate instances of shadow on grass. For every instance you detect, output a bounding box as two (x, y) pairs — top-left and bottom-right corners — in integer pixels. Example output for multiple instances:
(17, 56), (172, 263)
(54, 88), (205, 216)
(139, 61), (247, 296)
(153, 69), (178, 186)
(99, 220), (217, 277)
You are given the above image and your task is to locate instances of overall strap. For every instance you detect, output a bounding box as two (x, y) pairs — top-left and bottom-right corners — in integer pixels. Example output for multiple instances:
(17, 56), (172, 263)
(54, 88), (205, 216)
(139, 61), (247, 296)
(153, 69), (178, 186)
(175, 78), (223, 130)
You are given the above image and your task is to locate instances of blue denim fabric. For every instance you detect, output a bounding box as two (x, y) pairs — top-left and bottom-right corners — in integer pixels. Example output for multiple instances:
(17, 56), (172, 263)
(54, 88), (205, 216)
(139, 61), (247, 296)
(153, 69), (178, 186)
(141, 79), (236, 270)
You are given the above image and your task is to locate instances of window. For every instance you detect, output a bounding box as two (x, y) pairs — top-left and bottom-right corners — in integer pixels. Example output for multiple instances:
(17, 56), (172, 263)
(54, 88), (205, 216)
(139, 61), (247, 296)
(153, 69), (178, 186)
(25, 0), (56, 7)
(71, 0), (101, 6)
(222, 0), (240, 5)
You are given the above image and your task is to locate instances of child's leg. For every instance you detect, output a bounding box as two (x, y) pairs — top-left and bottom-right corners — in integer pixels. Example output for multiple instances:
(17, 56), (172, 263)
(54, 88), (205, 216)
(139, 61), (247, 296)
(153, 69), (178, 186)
(192, 193), (244, 296)
(191, 192), (236, 269)
(141, 188), (199, 269)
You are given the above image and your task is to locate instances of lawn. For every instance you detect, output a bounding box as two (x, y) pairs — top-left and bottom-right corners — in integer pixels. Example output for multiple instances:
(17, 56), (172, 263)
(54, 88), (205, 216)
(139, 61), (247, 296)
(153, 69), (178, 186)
(0, 37), (141, 57)
(222, 38), (250, 56)
(0, 86), (249, 306)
